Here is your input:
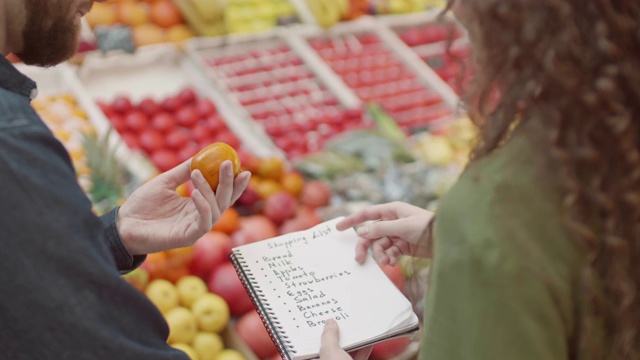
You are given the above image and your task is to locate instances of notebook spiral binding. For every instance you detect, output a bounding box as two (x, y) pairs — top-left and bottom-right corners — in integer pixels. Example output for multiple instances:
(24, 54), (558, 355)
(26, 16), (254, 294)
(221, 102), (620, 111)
(230, 251), (296, 360)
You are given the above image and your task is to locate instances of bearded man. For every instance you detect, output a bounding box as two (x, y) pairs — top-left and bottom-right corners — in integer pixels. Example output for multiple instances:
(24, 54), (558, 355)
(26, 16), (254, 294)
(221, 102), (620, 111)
(0, 1), (250, 358)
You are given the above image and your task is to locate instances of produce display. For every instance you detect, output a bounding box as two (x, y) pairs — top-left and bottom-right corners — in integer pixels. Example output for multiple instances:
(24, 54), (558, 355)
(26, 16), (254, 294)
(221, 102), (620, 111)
(85, 0), (195, 47)
(396, 22), (473, 94)
(25, 7), (476, 359)
(308, 32), (452, 133)
(32, 94), (94, 191)
(305, 0), (445, 28)
(32, 93), (131, 214)
(96, 86), (244, 172)
(223, 0), (299, 34)
(199, 42), (367, 159)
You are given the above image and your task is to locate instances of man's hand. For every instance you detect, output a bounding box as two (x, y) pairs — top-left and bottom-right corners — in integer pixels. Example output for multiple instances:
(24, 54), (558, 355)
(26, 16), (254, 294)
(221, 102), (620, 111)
(117, 159), (250, 255)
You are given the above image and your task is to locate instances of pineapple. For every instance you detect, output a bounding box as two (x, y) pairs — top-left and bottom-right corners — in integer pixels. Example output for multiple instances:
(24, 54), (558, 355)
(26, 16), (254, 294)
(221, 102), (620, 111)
(83, 129), (131, 215)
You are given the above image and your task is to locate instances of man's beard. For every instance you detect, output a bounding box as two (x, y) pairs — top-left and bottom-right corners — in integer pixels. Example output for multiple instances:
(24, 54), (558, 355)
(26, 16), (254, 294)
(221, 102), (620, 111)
(16, 0), (80, 67)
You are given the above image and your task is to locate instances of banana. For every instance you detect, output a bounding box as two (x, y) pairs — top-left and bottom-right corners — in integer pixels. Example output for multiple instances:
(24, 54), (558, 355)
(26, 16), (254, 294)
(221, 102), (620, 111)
(331, 0), (350, 18)
(186, 0), (223, 22)
(306, 0), (341, 28)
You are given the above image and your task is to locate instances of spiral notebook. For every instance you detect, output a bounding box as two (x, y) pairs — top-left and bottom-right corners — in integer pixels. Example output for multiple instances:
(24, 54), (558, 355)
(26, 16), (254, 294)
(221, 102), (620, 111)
(229, 217), (420, 360)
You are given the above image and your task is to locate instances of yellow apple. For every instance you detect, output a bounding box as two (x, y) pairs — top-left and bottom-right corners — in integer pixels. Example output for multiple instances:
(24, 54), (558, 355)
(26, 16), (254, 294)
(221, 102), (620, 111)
(214, 349), (245, 360)
(165, 307), (198, 344)
(191, 293), (230, 333)
(145, 279), (179, 314)
(172, 343), (200, 360)
(191, 332), (224, 360)
(176, 276), (209, 308)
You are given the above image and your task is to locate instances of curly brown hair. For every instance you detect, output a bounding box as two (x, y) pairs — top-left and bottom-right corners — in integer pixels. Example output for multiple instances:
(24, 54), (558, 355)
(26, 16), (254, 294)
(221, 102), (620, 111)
(445, 0), (640, 358)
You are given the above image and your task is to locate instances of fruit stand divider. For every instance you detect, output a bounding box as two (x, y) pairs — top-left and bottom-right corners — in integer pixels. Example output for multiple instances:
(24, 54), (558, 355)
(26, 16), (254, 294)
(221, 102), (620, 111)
(17, 62), (157, 186)
(74, 43), (280, 168)
(380, 10), (470, 60)
(286, 0), (319, 26)
(183, 26), (364, 161)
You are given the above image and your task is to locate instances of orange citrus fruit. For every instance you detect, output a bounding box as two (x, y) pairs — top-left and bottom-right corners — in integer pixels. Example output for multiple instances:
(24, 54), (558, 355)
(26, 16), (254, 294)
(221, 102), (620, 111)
(190, 142), (241, 191)
(256, 179), (282, 200)
(281, 172), (304, 197)
(212, 207), (240, 234)
(257, 157), (285, 181)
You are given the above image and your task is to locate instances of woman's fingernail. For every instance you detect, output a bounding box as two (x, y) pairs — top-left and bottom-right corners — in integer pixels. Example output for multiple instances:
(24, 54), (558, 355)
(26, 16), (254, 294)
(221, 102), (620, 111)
(226, 162), (233, 176)
(357, 226), (369, 236)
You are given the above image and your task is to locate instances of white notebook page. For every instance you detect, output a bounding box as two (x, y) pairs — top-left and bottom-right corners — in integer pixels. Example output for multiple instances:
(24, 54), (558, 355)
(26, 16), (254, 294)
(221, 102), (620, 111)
(232, 217), (418, 359)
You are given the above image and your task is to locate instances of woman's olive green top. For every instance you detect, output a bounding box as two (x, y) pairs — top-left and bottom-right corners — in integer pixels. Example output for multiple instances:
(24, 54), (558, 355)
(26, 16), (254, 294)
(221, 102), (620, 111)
(420, 131), (589, 359)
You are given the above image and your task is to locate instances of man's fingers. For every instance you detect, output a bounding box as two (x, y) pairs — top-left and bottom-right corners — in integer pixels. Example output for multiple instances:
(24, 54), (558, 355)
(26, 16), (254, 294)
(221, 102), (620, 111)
(230, 171), (251, 204)
(191, 170), (222, 220)
(189, 190), (213, 240)
(215, 161), (234, 212)
(158, 159), (192, 189)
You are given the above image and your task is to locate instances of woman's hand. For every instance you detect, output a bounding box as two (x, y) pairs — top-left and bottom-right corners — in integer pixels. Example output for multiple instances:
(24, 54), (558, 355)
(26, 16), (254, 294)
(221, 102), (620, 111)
(336, 202), (435, 265)
(319, 319), (372, 360)
(116, 159), (250, 255)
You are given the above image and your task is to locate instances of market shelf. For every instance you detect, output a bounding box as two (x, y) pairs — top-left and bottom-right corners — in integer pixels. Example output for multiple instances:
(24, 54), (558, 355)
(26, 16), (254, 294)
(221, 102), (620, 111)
(295, 17), (460, 135)
(380, 11), (473, 96)
(74, 44), (277, 173)
(186, 29), (369, 160)
(18, 63), (155, 187)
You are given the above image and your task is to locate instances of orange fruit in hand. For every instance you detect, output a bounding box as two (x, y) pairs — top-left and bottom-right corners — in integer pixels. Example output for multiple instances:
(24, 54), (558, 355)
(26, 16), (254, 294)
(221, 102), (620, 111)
(190, 142), (241, 191)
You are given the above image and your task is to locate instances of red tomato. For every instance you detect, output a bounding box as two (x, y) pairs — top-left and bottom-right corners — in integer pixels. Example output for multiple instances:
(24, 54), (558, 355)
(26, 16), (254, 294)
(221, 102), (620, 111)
(177, 142), (200, 162)
(150, 112), (175, 133)
(166, 128), (190, 150)
(204, 115), (224, 132)
(112, 96), (133, 114)
(191, 122), (212, 143)
(139, 130), (166, 154)
(379, 263), (405, 292)
(207, 262), (254, 316)
(124, 111), (149, 133)
(96, 100), (111, 114)
(177, 87), (197, 105)
(175, 106), (199, 128)
(161, 96), (183, 113)
(120, 132), (140, 149)
(195, 98), (217, 118)
(109, 114), (126, 132)
(236, 310), (278, 359)
(189, 231), (231, 279)
(214, 130), (240, 149)
(370, 337), (412, 359)
(151, 149), (180, 172)
(138, 98), (160, 117)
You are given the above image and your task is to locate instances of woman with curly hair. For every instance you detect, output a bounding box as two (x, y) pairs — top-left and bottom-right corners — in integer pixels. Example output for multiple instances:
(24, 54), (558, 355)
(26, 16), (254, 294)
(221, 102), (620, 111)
(319, 0), (640, 359)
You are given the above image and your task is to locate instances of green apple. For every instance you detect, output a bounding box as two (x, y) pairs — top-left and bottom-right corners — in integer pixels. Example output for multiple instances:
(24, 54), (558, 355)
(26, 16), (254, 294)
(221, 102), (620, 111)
(176, 276), (208, 308)
(191, 332), (224, 360)
(165, 307), (198, 344)
(190, 293), (230, 333)
(122, 268), (149, 292)
(145, 279), (179, 314)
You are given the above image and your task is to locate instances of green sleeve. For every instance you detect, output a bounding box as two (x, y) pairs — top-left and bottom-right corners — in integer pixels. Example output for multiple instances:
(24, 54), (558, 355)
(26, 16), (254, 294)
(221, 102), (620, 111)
(419, 135), (583, 360)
